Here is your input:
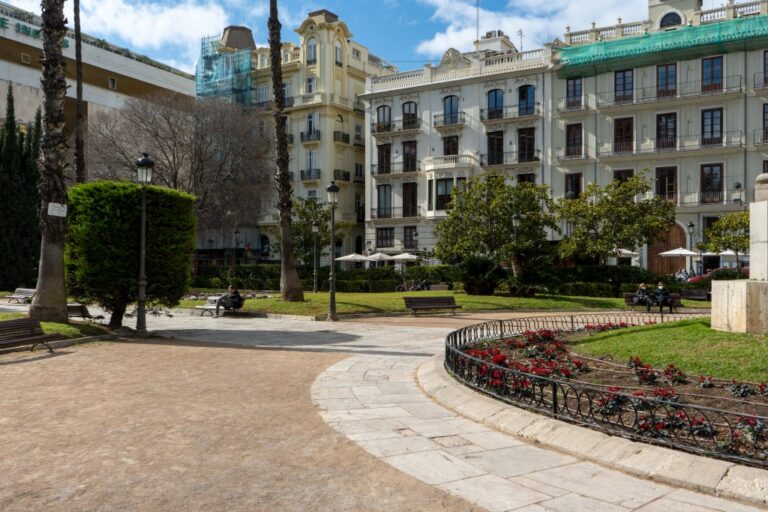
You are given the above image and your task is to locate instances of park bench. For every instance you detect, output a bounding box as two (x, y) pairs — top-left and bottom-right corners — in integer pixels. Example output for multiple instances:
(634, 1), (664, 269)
(681, 288), (711, 302)
(195, 296), (246, 317)
(67, 303), (104, 322)
(623, 292), (683, 313)
(0, 318), (62, 353)
(4, 288), (36, 304)
(403, 296), (462, 316)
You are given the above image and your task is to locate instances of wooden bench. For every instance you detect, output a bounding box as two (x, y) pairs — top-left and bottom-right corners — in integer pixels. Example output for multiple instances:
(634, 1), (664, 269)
(195, 296), (246, 317)
(403, 296), (462, 316)
(67, 303), (104, 322)
(623, 292), (683, 313)
(0, 318), (62, 353)
(4, 288), (36, 304)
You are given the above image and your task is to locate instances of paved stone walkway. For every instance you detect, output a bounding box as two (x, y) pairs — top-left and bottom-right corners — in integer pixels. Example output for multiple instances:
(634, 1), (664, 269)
(138, 312), (763, 512)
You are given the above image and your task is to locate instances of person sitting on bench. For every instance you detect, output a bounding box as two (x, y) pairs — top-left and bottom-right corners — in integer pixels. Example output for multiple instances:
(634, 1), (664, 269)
(654, 281), (672, 313)
(634, 283), (654, 312)
(216, 285), (243, 317)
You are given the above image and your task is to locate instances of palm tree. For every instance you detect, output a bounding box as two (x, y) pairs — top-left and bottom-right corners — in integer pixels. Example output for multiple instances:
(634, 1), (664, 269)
(268, 0), (304, 301)
(29, 0), (69, 322)
(74, 0), (86, 182)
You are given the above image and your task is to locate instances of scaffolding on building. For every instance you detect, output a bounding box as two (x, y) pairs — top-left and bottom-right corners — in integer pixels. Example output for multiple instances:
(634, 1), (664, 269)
(195, 35), (253, 105)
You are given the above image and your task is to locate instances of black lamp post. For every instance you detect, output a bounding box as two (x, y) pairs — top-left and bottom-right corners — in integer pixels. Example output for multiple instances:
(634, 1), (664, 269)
(135, 153), (154, 337)
(234, 229), (240, 266)
(312, 221), (319, 293)
(327, 181), (339, 321)
(687, 221), (695, 276)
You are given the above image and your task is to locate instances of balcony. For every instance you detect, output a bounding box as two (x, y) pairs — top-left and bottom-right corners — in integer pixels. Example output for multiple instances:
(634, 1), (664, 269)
(333, 169), (351, 182)
(371, 119), (421, 136)
(306, 58), (317, 65)
(480, 151), (541, 166)
(300, 130), (321, 143)
(557, 97), (588, 114)
(480, 103), (541, 123)
(596, 76), (743, 108)
(300, 169), (321, 181)
(755, 128), (768, 145)
(333, 131), (350, 144)
(282, 96), (295, 108)
(433, 112), (466, 129)
(422, 154), (481, 171)
(353, 99), (365, 113)
(370, 206), (422, 219)
(371, 161), (422, 176)
(596, 131), (744, 157)
(353, 134), (364, 147)
(558, 145), (589, 160)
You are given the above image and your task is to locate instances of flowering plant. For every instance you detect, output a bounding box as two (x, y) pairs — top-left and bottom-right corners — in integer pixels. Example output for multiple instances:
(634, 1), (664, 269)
(698, 375), (715, 388)
(727, 382), (756, 397)
(662, 364), (688, 384)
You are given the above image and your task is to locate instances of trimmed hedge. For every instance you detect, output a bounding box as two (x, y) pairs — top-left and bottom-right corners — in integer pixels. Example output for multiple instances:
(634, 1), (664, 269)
(556, 282), (614, 297)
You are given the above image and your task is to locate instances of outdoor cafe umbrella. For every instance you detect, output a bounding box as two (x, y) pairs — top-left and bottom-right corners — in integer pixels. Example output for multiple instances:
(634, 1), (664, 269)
(613, 248), (639, 257)
(366, 252), (394, 261)
(335, 253), (368, 262)
(391, 253), (420, 261)
(718, 250), (748, 257)
(658, 247), (698, 257)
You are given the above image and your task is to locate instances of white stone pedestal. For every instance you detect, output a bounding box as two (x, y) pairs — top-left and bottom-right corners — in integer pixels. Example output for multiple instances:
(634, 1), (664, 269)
(711, 280), (768, 333)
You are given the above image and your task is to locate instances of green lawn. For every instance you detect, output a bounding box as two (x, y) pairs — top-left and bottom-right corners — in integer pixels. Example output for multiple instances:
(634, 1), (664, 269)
(179, 291), (709, 317)
(0, 312), (109, 339)
(570, 318), (768, 382)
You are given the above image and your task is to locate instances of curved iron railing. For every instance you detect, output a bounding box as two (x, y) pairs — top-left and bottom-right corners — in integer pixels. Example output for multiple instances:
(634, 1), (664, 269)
(444, 312), (768, 469)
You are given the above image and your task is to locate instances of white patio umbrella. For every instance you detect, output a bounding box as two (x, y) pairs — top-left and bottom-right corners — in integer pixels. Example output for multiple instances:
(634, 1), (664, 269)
(614, 248), (639, 257)
(335, 253), (368, 262)
(366, 252), (394, 261)
(658, 247), (698, 257)
(391, 252), (420, 261)
(718, 250), (748, 257)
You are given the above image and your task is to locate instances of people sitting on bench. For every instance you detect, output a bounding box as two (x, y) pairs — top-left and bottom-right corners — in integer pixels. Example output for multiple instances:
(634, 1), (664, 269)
(654, 282), (673, 313)
(216, 285), (243, 317)
(634, 283), (654, 313)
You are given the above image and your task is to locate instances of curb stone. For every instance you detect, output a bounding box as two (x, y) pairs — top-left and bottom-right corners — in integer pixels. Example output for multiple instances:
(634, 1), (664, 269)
(0, 334), (118, 356)
(417, 352), (768, 508)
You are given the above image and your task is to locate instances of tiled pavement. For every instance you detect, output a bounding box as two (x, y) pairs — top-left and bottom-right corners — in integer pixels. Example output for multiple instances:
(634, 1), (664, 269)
(91, 312), (767, 511)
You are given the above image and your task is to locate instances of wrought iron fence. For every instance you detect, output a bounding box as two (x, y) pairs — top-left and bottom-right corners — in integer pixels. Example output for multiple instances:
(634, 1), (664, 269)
(444, 312), (767, 469)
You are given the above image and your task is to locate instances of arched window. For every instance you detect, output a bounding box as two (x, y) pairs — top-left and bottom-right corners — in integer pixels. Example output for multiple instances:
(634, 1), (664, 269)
(376, 105), (391, 132)
(336, 114), (344, 123)
(443, 95), (459, 125)
(335, 40), (343, 66)
(306, 37), (317, 64)
(487, 89), (503, 120)
(260, 235), (271, 257)
(660, 12), (682, 28)
(518, 85), (535, 116)
(402, 101), (417, 129)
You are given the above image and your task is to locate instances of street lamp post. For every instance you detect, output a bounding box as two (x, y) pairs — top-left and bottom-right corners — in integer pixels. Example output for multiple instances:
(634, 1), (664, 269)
(687, 221), (695, 276)
(234, 229), (240, 266)
(312, 221), (319, 293)
(326, 181), (339, 321)
(135, 153), (154, 337)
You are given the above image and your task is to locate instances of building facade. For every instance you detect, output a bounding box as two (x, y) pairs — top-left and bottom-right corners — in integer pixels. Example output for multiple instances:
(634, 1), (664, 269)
(0, 1), (194, 136)
(363, 0), (768, 273)
(196, 10), (393, 259)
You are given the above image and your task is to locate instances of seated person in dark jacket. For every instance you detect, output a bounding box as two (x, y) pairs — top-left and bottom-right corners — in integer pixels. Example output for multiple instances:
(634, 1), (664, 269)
(216, 285), (244, 317)
(654, 282), (672, 313)
(634, 283), (654, 312)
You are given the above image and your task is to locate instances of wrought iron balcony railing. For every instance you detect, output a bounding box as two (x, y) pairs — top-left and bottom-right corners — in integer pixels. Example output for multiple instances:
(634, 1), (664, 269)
(300, 168), (321, 180)
(481, 103), (541, 121)
(481, 150), (541, 166)
(371, 161), (422, 175)
(333, 131), (350, 144)
(300, 130), (321, 143)
(370, 206), (422, 219)
(333, 169), (351, 182)
(597, 75), (743, 107)
(596, 131), (744, 156)
(557, 97), (588, 113)
(433, 112), (466, 128)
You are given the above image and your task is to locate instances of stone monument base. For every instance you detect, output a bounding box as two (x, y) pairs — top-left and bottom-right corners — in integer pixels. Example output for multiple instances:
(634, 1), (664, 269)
(711, 280), (768, 334)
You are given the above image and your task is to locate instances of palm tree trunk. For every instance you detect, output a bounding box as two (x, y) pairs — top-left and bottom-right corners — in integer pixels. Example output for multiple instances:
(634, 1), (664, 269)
(29, 0), (69, 323)
(74, 0), (86, 182)
(269, 0), (304, 301)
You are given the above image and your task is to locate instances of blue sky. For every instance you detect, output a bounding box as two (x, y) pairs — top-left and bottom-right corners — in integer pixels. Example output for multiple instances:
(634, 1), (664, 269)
(6, 0), (726, 74)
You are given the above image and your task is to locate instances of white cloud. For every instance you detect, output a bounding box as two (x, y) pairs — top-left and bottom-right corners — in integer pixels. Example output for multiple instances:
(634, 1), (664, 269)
(415, 0), (654, 57)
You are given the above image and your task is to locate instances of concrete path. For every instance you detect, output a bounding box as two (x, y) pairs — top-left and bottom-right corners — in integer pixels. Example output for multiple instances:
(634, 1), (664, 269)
(137, 311), (763, 512)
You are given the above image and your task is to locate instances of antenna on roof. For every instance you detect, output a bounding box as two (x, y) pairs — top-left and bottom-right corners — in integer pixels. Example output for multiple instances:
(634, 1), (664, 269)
(516, 29), (523, 52)
(475, 0), (480, 53)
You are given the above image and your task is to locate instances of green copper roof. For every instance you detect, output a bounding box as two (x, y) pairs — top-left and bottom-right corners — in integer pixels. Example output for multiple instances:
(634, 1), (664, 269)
(558, 15), (768, 77)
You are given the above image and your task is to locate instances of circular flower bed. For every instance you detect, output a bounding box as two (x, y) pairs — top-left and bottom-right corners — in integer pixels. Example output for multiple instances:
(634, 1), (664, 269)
(445, 315), (768, 468)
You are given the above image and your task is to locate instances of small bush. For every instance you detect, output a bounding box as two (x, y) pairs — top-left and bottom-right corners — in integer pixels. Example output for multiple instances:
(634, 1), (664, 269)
(557, 282), (614, 297)
(456, 256), (507, 295)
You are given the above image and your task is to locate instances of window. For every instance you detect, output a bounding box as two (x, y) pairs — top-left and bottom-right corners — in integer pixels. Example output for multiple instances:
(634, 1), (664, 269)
(307, 150), (317, 171)
(436, 178), (454, 210)
(614, 118), (633, 153)
(257, 85), (269, 104)
(613, 169), (634, 184)
(428, 179), (433, 211)
(403, 141), (417, 172)
(376, 105), (391, 132)
(701, 108), (723, 146)
(335, 41), (343, 66)
(377, 185), (392, 218)
(614, 69), (634, 103)
(306, 113), (317, 133)
(355, 194), (364, 223)
(443, 135), (459, 156)
(403, 183), (418, 217)
(402, 101), (418, 129)
(518, 128), (536, 162)
(377, 144), (392, 173)
(660, 12), (682, 28)
(764, 160), (768, 173)
(306, 37), (317, 64)
(108, 77), (117, 90)
(352, 48), (361, 60)
(566, 78), (582, 109)
(456, 177), (467, 192)
(565, 174), (582, 199)
(517, 173), (535, 184)
(657, 63), (677, 97)
(656, 113), (677, 149)
(656, 167), (677, 202)
(376, 228), (394, 248)
(565, 124), (582, 157)
(307, 189), (317, 198)
(763, 104), (768, 143)
(404, 226), (418, 250)
(354, 163), (364, 178)
(763, 51), (768, 86)
(701, 164), (724, 204)
(306, 76), (316, 94)
(260, 54), (268, 68)
(702, 56), (723, 92)
(443, 95), (459, 125)
(519, 85), (535, 116)
(486, 131), (504, 165)
(487, 89), (503, 119)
